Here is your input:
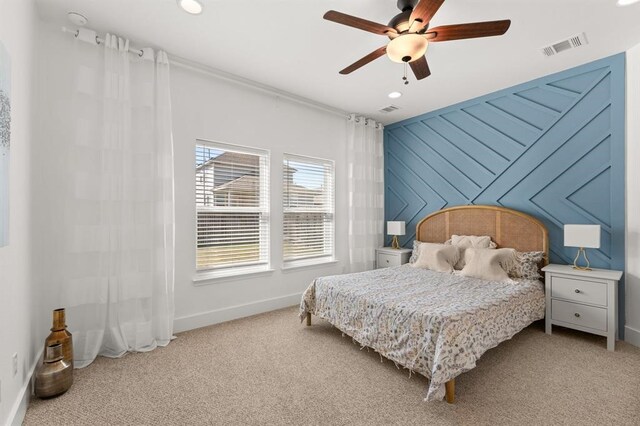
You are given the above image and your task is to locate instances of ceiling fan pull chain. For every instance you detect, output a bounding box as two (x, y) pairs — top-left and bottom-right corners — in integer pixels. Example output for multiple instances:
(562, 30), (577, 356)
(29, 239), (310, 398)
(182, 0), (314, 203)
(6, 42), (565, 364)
(403, 62), (409, 85)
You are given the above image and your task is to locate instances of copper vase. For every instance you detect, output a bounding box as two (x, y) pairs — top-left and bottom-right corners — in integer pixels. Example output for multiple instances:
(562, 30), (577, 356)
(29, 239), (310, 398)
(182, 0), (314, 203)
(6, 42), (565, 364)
(34, 344), (73, 398)
(44, 308), (73, 368)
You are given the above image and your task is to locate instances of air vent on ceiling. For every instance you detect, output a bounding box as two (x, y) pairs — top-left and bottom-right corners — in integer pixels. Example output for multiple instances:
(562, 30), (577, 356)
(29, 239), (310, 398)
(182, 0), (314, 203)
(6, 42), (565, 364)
(541, 33), (588, 57)
(379, 105), (399, 113)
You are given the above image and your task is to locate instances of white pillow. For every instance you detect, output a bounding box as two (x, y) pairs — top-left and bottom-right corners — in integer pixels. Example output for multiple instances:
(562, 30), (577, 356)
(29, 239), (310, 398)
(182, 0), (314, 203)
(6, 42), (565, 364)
(411, 243), (459, 273)
(450, 234), (496, 248)
(460, 248), (516, 282)
(447, 234), (497, 270)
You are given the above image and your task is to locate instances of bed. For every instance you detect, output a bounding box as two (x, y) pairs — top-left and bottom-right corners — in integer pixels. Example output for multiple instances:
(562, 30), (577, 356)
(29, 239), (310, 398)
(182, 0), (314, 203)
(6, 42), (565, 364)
(299, 205), (549, 403)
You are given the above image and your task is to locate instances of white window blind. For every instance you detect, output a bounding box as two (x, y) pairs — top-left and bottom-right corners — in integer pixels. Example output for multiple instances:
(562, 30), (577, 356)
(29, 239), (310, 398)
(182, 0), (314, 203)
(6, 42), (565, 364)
(196, 141), (269, 272)
(283, 154), (334, 264)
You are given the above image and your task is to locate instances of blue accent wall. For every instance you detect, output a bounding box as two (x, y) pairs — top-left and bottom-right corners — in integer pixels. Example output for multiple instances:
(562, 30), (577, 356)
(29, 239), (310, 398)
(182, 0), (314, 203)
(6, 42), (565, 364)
(384, 54), (626, 333)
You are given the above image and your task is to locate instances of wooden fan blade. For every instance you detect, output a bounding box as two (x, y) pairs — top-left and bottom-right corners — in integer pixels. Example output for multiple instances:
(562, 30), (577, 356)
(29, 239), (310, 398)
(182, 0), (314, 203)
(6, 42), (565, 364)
(425, 20), (511, 42)
(339, 46), (388, 75)
(410, 0), (445, 28)
(410, 56), (431, 80)
(324, 10), (397, 36)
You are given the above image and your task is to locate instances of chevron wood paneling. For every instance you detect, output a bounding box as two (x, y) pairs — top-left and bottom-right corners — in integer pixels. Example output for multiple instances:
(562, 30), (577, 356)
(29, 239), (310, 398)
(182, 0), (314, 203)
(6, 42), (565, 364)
(384, 54), (626, 332)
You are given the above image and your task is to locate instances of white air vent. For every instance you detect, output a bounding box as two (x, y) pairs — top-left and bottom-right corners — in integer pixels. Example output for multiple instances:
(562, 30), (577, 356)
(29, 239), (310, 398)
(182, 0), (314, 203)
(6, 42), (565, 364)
(541, 33), (588, 57)
(379, 105), (399, 113)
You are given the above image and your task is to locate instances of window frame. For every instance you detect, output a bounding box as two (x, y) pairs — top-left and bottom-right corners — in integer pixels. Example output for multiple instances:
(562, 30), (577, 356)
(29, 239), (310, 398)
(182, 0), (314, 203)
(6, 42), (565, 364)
(282, 153), (336, 269)
(194, 139), (271, 281)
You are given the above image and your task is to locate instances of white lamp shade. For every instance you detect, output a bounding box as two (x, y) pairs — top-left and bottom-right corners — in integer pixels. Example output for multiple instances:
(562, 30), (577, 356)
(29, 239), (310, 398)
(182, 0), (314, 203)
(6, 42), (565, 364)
(387, 221), (406, 236)
(564, 224), (601, 248)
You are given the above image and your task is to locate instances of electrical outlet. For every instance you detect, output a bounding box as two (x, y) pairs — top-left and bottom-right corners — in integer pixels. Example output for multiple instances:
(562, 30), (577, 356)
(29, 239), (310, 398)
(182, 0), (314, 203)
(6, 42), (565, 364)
(12, 353), (18, 377)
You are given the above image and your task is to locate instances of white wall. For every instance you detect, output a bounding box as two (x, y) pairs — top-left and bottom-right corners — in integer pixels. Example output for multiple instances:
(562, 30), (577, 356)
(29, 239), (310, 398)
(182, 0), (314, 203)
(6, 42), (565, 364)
(0, 0), (40, 424)
(34, 26), (349, 337)
(171, 64), (349, 331)
(625, 43), (640, 346)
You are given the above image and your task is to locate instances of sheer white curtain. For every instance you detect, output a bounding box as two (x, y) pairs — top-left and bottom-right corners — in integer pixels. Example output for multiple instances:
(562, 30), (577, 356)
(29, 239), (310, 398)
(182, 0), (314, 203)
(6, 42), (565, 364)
(347, 114), (384, 272)
(62, 33), (175, 367)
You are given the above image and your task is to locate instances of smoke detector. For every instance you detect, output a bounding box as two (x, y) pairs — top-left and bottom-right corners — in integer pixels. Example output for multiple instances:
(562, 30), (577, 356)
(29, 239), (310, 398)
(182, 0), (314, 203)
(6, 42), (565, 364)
(67, 12), (88, 26)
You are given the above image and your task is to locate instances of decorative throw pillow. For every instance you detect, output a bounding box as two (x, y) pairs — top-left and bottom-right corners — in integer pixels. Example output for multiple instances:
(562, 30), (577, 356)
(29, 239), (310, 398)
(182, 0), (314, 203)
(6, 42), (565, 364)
(460, 248), (516, 282)
(450, 234), (496, 248)
(507, 251), (545, 280)
(411, 243), (459, 273)
(409, 240), (421, 264)
(447, 235), (497, 270)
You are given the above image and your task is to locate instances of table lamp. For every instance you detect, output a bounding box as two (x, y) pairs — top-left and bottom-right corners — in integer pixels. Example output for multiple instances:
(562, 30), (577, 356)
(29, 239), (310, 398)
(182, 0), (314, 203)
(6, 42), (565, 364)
(387, 221), (406, 250)
(564, 224), (601, 271)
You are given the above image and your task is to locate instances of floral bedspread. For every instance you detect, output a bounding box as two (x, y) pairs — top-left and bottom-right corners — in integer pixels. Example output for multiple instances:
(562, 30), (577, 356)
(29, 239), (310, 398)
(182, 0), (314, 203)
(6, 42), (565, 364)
(299, 265), (545, 401)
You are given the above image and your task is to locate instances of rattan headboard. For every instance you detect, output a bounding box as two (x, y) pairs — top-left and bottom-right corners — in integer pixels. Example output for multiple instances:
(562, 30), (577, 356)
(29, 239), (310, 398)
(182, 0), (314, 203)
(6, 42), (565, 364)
(416, 205), (549, 263)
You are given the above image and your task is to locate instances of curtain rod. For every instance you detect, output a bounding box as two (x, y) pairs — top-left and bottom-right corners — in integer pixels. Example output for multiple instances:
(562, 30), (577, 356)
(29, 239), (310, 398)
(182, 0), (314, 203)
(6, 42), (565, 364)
(62, 27), (145, 56)
(60, 26), (351, 120)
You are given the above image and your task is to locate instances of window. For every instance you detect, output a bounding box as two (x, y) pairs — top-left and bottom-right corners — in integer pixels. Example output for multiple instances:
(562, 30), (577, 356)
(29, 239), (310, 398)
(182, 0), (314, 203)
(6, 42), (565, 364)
(195, 141), (269, 274)
(283, 154), (334, 266)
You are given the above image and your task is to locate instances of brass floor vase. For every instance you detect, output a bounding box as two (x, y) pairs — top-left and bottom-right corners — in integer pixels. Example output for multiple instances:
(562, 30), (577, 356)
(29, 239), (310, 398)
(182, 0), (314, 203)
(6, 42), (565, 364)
(44, 308), (73, 368)
(35, 343), (73, 398)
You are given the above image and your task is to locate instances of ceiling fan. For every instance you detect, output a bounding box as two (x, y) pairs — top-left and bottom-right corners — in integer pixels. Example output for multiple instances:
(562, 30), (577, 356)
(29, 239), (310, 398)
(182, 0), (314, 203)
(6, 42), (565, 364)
(324, 0), (511, 82)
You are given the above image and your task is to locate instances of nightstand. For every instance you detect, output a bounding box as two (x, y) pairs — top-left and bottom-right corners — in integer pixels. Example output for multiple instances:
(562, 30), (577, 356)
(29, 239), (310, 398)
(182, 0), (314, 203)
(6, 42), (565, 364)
(542, 264), (622, 351)
(376, 247), (412, 269)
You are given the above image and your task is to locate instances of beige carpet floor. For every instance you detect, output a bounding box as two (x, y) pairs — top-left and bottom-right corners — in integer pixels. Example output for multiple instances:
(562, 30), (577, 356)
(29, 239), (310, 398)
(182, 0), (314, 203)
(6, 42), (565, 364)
(24, 306), (640, 425)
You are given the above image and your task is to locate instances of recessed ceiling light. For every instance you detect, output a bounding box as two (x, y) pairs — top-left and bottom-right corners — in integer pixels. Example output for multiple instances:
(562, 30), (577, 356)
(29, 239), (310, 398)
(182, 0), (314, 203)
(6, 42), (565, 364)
(178, 0), (203, 14)
(618, 0), (640, 5)
(388, 92), (402, 99)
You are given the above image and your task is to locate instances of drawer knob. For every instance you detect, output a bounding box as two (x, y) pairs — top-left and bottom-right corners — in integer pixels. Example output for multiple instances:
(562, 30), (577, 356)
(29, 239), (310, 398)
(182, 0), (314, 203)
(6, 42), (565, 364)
(574, 312), (581, 318)
(574, 289), (581, 294)
(386, 260), (389, 263)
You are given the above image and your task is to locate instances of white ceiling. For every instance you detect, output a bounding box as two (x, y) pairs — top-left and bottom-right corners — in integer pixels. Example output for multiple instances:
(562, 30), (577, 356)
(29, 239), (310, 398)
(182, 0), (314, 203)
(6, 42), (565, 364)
(35, 0), (640, 124)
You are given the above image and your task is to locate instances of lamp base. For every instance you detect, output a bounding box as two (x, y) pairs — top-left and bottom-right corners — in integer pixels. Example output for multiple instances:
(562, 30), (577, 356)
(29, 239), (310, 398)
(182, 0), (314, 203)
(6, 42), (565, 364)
(572, 247), (592, 271)
(572, 265), (592, 271)
(391, 235), (400, 250)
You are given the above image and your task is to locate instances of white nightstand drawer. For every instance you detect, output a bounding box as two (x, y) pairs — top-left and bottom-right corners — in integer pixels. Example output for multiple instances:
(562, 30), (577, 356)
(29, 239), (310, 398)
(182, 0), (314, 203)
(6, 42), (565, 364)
(375, 247), (411, 269)
(377, 253), (401, 268)
(551, 300), (607, 331)
(551, 276), (607, 306)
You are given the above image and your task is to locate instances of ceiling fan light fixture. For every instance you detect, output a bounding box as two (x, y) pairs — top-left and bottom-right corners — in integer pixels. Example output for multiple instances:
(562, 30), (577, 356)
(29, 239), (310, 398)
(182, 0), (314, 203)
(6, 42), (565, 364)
(386, 34), (429, 63)
(323, 0), (511, 80)
(178, 0), (203, 15)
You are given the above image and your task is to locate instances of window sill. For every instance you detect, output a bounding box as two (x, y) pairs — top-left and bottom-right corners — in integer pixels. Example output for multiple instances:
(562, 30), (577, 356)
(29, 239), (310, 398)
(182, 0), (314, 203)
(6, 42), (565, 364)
(193, 266), (275, 285)
(281, 258), (339, 272)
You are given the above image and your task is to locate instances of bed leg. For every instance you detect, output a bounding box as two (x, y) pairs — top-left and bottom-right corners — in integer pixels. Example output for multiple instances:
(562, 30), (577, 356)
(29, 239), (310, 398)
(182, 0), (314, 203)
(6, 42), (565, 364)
(445, 379), (455, 404)
(306, 312), (311, 326)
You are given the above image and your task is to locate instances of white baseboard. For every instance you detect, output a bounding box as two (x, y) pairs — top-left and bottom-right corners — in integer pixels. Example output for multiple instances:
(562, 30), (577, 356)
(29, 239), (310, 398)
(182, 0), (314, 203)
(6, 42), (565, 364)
(625, 325), (640, 348)
(173, 292), (302, 333)
(6, 347), (43, 426)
